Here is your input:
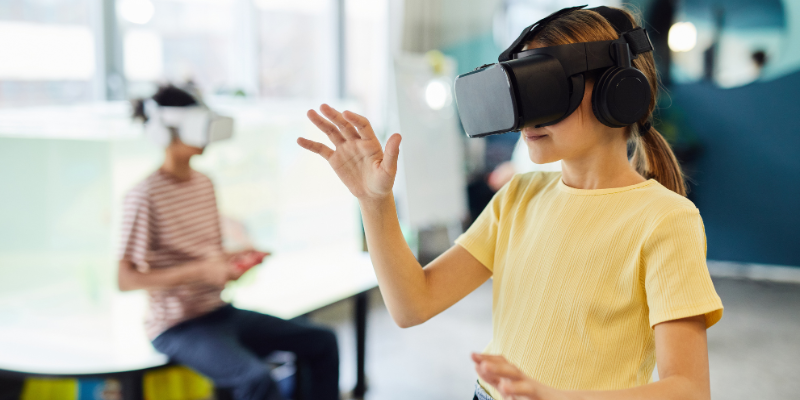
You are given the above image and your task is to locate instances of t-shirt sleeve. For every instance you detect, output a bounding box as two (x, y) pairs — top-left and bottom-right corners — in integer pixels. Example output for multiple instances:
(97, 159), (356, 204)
(643, 207), (723, 328)
(118, 191), (152, 272)
(454, 177), (514, 272)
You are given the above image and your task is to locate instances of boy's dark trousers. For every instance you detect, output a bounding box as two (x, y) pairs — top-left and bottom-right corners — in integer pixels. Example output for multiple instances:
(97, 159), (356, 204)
(152, 304), (340, 400)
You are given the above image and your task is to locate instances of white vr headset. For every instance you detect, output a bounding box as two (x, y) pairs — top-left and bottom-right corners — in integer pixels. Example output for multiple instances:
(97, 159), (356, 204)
(144, 100), (234, 148)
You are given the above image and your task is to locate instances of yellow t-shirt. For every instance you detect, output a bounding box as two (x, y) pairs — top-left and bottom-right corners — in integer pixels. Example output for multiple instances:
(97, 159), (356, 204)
(456, 172), (723, 399)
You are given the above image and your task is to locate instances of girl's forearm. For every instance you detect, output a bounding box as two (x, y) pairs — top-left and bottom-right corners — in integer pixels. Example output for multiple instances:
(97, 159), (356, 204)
(358, 194), (431, 327)
(553, 376), (706, 400)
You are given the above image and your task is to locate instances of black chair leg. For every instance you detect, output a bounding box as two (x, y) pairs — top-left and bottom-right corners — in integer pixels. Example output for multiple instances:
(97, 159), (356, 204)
(215, 387), (235, 400)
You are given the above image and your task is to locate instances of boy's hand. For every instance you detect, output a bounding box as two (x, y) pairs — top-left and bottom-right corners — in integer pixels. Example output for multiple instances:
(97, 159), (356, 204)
(198, 256), (233, 287)
(227, 250), (270, 280)
(298, 104), (402, 202)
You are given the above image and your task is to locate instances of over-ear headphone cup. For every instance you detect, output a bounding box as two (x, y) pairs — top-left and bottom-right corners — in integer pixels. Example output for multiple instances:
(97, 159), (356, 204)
(592, 68), (617, 126)
(592, 67), (651, 128)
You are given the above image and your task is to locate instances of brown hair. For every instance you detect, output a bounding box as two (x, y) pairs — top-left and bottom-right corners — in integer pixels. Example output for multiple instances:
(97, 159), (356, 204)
(528, 8), (687, 196)
(131, 84), (198, 123)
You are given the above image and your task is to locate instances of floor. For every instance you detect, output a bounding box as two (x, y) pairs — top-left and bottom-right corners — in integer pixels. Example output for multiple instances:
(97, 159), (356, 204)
(311, 277), (800, 400)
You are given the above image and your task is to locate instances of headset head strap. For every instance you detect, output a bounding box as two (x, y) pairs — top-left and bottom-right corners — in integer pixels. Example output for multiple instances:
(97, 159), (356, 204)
(590, 6), (633, 33)
(498, 5), (653, 62)
(498, 5), (587, 62)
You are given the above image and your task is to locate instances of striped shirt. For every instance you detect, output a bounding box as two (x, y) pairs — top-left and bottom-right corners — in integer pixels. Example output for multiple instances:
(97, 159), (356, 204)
(118, 169), (226, 339)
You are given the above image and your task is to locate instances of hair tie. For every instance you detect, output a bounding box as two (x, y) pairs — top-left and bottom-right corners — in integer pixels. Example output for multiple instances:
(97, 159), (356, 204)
(640, 121), (652, 135)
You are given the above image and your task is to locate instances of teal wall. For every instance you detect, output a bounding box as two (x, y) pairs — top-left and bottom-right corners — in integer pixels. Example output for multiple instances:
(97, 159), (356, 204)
(442, 32), (502, 76)
(671, 71), (800, 267)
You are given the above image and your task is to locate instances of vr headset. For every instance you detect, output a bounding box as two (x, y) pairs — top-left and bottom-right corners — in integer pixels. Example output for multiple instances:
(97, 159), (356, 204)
(454, 5), (654, 138)
(143, 100), (234, 148)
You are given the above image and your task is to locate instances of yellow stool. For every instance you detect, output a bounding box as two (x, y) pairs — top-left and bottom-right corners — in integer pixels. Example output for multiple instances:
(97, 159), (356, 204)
(21, 378), (78, 400)
(143, 365), (214, 400)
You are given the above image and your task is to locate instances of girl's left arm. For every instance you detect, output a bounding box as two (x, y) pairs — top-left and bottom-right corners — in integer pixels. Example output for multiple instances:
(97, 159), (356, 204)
(473, 315), (711, 400)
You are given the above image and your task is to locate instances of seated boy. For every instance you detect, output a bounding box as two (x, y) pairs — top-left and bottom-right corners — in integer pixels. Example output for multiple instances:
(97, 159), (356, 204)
(118, 85), (340, 400)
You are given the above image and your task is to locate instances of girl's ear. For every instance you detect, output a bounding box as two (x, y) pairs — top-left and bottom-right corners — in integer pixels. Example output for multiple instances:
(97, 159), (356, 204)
(583, 81), (593, 104)
(578, 80), (597, 123)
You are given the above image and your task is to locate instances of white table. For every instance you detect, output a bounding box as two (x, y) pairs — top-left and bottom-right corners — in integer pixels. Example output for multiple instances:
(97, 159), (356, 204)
(0, 279), (167, 399)
(0, 251), (377, 399)
(230, 251), (377, 398)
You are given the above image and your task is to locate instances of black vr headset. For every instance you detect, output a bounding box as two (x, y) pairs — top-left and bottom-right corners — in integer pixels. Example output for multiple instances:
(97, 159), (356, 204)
(454, 5), (654, 138)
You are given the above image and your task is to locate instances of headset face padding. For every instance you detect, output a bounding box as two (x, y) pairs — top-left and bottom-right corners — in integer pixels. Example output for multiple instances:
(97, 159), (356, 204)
(591, 67), (651, 128)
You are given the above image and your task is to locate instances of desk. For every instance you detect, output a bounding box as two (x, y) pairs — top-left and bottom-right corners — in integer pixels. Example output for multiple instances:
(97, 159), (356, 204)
(0, 251), (377, 399)
(0, 281), (167, 400)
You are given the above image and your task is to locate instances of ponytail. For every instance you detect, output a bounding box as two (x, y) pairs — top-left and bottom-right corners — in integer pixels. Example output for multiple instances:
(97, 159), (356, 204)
(631, 124), (686, 196)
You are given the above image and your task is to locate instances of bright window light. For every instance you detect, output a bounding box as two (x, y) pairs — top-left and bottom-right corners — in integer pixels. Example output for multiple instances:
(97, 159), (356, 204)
(668, 22), (697, 53)
(124, 30), (164, 81)
(253, 0), (328, 13)
(425, 80), (450, 111)
(0, 22), (95, 81)
(119, 0), (156, 25)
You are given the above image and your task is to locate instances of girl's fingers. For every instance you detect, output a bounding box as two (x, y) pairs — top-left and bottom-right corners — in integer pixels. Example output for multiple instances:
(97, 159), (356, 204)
(498, 378), (538, 398)
(471, 353), (486, 363)
(381, 133), (401, 175)
(472, 353), (505, 361)
(490, 361), (524, 379)
(472, 353), (516, 368)
(475, 361), (503, 383)
(474, 356), (526, 382)
(297, 137), (334, 160)
(342, 110), (377, 140)
(320, 104), (361, 140)
(307, 110), (346, 145)
(472, 353), (542, 398)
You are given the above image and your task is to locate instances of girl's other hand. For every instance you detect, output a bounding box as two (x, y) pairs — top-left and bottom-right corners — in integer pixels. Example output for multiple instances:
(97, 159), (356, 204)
(472, 353), (568, 400)
(298, 104), (402, 202)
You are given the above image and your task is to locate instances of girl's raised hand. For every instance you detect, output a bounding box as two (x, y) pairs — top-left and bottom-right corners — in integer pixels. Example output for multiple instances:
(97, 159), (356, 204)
(298, 104), (402, 201)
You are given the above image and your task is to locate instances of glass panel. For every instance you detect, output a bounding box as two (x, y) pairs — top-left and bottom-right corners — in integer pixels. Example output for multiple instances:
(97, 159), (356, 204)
(345, 0), (390, 133)
(121, 0), (250, 97)
(0, 0), (96, 107)
(0, 101), (362, 307)
(669, 0), (791, 88)
(0, 0), (93, 24)
(122, 0), (340, 100)
(256, 0), (337, 99)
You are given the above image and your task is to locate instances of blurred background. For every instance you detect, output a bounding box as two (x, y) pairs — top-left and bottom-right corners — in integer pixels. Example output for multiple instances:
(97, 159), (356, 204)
(0, 0), (798, 399)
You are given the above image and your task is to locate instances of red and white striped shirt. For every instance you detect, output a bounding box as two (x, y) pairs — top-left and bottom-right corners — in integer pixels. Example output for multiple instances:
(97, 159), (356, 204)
(118, 169), (226, 339)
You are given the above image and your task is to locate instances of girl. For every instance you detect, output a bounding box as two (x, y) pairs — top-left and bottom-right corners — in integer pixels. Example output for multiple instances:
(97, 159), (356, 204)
(298, 6), (722, 400)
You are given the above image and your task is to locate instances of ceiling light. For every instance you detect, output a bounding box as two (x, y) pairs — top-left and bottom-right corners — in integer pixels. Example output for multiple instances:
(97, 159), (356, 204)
(668, 22), (697, 53)
(119, 0), (155, 25)
(425, 80), (450, 111)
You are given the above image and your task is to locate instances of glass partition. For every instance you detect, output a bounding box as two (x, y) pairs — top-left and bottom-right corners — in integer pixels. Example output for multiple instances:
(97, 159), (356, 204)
(0, 100), (362, 312)
(0, 0), (98, 107)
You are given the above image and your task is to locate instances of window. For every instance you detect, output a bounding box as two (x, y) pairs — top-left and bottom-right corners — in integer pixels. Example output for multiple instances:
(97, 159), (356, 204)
(120, 0), (252, 97)
(121, 0), (341, 100)
(344, 0), (389, 133)
(0, 0), (98, 107)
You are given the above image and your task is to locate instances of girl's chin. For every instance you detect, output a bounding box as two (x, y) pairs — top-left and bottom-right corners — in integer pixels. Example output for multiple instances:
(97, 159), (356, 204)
(530, 159), (557, 165)
(526, 150), (558, 165)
